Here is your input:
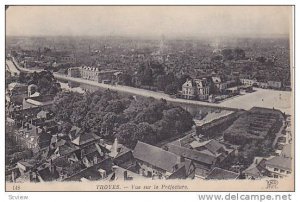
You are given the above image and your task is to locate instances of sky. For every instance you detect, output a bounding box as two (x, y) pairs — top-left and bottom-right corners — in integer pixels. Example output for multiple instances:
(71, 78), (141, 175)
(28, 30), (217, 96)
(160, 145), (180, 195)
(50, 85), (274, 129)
(6, 6), (293, 38)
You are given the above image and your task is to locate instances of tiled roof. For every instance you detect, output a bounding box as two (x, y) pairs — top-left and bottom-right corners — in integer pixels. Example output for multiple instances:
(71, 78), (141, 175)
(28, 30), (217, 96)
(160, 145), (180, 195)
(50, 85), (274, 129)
(133, 141), (180, 173)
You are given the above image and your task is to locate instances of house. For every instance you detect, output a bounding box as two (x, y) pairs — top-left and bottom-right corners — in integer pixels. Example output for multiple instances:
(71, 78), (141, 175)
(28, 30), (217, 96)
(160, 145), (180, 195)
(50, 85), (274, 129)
(132, 141), (193, 179)
(38, 120), (58, 135)
(166, 138), (236, 179)
(211, 77), (227, 93)
(36, 110), (52, 120)
(268, 80), (282, 89)
(6, 82), (28, 105)
(226, 86), (239, 95)
(51, 143), (79, 162)
(240, 78), (257, 86)
(194, 79), (210, 100)
(81, 143), (109, 168)
(16, 122), (43, 149)
(265, 156), (292, 178)
(266, 144), (293, 178)
(182, 78), (210, 100)
(68, 67), (81, 78)
(70, 132), (100, 147)
(257, 81), (269, 89)
(23, 95), (54, 109)
(189, 139), (235, 161)
(16, 160), (39, 182)
(38, 131), (53, 149)
(16, 120), (57, 150)
(52, 157), (83, 180)
(36, 162), (59, 182)
(181, 79), (196, 99)
(243, 157), (269, 179)
(165, 143), (216, 179)
(105, 165), (148, 181)
(63, 158), (114, 181)
(17, 160), (37, 174)
(205, 167), (239, 180)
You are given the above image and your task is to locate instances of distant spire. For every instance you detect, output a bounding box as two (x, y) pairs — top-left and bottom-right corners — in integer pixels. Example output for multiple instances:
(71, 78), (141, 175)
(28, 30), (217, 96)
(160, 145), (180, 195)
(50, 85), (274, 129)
(109, 138), (118, 158)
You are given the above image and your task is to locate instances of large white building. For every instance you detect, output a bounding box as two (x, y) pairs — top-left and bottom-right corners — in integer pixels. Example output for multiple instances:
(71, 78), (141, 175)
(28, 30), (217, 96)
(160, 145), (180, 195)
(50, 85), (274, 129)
(68, 66), (122, 83)
(182, 78), (210, 100)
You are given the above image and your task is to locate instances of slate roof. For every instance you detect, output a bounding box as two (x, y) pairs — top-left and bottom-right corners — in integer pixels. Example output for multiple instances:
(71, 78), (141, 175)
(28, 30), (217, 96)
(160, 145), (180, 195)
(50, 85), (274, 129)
(68, 126), (81, 140)
(204, 140), (224, 155)
(281, 144), (292, 159)
(37, 166), (59, 181)
(166, 143), (216, 165)
(71, 133), (100, 146)
(52, 157), (71, 168)
(133, 141), (180, 173)
(38, 132), (52, 149)
(56, 144), (78, 156)
(243, 158), (268, 179)
(206, 167), (239, 180)
(265, 156), (292, 171)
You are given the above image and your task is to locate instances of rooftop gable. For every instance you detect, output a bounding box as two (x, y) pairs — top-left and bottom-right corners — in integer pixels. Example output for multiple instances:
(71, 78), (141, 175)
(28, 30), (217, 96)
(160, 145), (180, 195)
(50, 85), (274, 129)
(133, 141), (180, 173)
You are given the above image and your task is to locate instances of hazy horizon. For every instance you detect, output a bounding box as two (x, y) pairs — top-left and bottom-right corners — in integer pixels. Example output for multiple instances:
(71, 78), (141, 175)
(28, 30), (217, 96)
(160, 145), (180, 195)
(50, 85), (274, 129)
(6, 6), (293, 39)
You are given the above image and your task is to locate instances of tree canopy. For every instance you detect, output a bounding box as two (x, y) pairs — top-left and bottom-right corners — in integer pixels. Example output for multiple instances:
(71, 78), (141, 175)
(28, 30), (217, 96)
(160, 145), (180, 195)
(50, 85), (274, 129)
(52, 90), (194, 148)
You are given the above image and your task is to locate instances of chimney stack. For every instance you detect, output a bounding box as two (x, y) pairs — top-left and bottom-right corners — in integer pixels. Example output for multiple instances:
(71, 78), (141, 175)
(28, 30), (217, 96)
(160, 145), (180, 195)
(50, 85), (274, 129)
(124, 171), (128, 180)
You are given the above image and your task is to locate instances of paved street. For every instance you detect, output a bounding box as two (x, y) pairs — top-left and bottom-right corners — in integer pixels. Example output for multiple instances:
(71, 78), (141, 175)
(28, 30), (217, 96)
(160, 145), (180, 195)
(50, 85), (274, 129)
(9, 58), (292, 115)
(6, 59), (20, 76)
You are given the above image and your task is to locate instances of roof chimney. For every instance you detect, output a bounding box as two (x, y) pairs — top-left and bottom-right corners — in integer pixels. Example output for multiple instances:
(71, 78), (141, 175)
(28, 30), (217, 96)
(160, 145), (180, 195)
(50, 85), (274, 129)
(124, 170), (128, 180)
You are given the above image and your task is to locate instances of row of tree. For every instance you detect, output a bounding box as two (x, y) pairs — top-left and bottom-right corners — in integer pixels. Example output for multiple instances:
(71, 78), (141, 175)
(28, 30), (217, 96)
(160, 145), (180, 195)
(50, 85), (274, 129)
(119, 61), (191, 95)
(18, 70), (61, 96)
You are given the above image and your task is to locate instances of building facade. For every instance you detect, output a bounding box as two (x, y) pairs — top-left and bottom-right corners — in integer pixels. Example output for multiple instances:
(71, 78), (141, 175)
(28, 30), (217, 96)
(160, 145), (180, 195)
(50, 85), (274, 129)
(182, 78), (210, 100)
(68, 66), (122, 84)
(240, 78), (257, 86)
(268, 81), (282, 89)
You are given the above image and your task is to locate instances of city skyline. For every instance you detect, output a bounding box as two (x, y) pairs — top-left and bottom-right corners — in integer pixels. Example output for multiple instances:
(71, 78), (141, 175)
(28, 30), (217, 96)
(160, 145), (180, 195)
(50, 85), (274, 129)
(6, 6), (292, 38)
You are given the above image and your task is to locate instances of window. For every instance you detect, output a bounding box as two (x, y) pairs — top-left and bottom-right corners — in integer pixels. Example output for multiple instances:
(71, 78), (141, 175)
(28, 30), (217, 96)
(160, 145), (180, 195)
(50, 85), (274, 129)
(287, 171), (291, 174)
(280, 169), (285, 173)
(274, 175), (278, 178)
(274, 168), (278, 172)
